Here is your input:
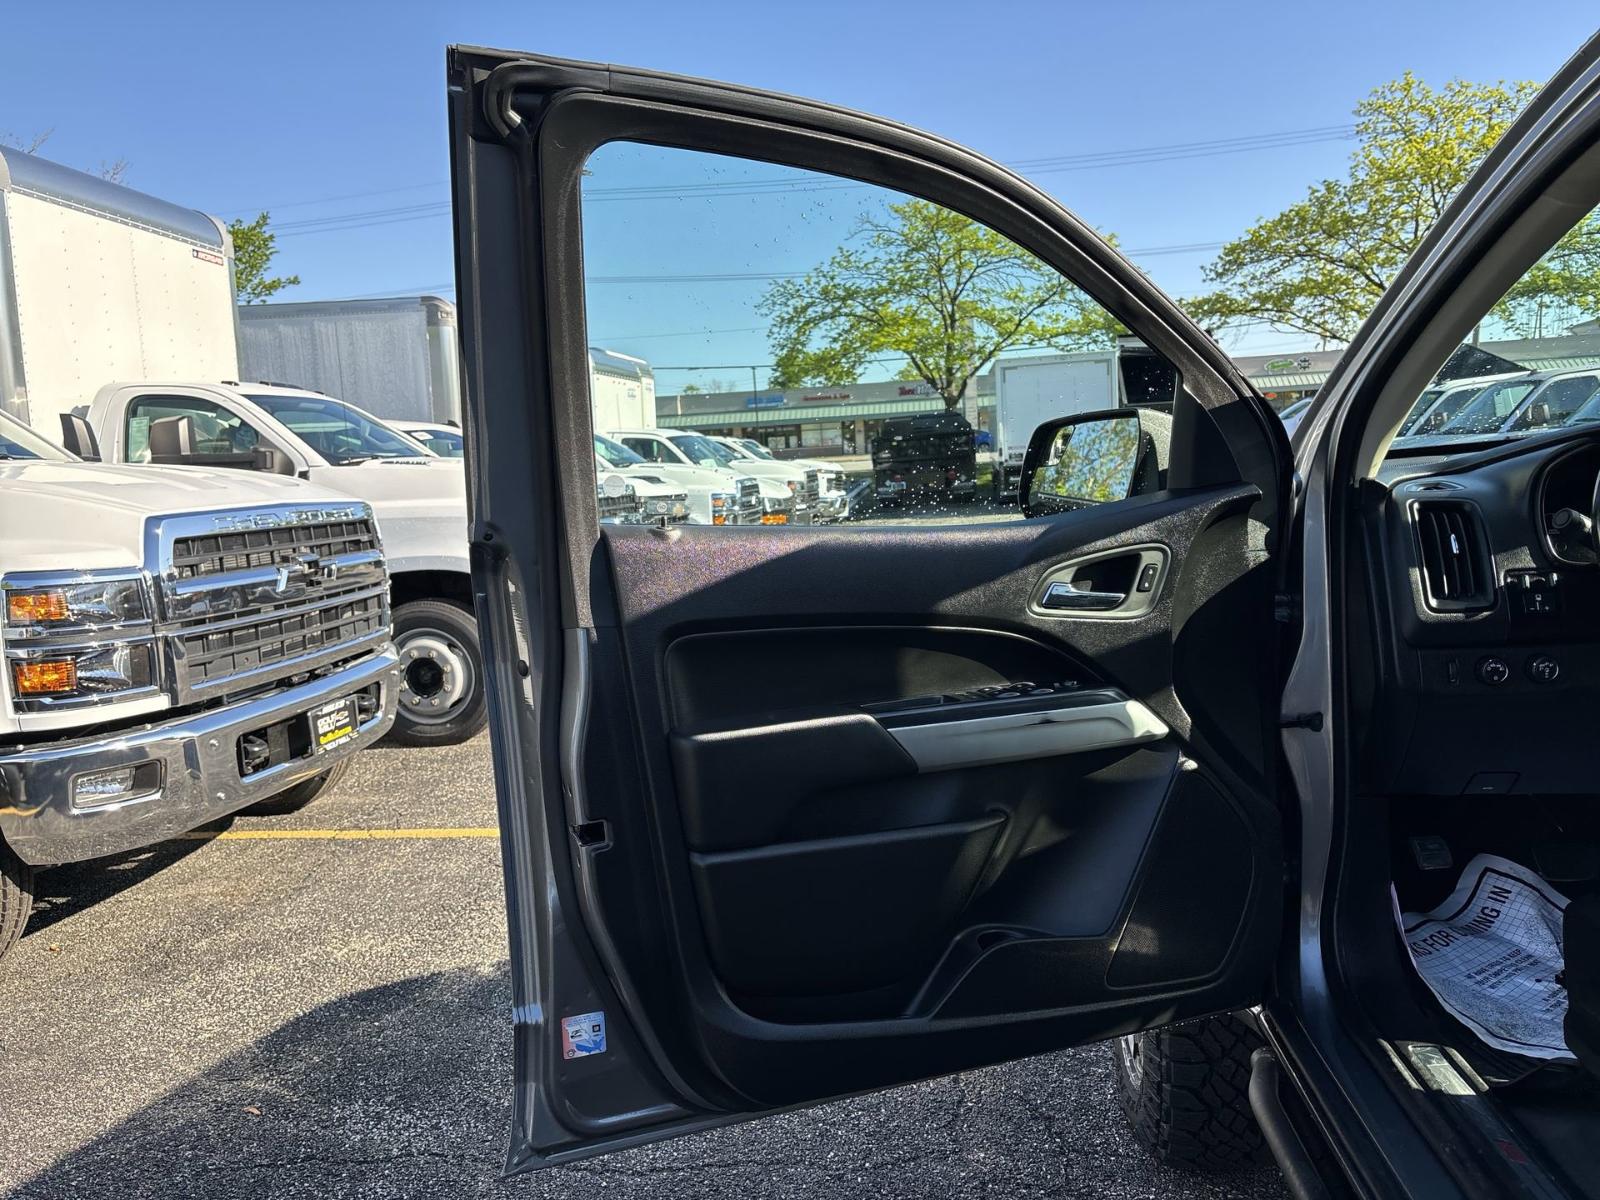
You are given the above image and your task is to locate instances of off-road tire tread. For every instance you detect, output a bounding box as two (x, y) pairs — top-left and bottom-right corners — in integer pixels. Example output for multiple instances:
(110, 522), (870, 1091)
(1116, 1013), (1269, 1171)
(0, 841), (35, 960)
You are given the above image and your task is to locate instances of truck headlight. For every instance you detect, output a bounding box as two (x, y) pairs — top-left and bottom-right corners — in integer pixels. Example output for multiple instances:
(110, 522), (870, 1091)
(3, 571), (157, 710)
(10, 643), (156, 699)
(710, 491), (734, 525)
(4, 576), (148, 632)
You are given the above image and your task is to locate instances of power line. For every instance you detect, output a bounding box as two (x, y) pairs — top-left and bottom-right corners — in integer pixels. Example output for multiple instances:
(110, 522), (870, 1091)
(259, 123), (1353, 238)
(644, 318), (1290, 373)
(583, 241), (1224, 285)
(579, 127), (1355, 199)
(217, 180), (450, 218)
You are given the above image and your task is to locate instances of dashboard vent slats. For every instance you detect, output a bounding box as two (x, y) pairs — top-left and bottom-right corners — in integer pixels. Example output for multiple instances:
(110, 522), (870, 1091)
(1413, 500), (1494, 613)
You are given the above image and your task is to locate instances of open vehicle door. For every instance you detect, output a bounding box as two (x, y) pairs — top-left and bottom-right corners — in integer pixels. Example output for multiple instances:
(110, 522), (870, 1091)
(446, 46), (1295, 1171)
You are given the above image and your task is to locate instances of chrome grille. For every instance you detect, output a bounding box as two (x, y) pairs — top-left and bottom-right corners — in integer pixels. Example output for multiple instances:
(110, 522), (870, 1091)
(170, 519), (379, 581)
(802, 469), (821, 506)
(734, 477), (763, 524)
(597, 488), (639, 522)
(179, 591), (387, 685)
(149, 504), (390, 702)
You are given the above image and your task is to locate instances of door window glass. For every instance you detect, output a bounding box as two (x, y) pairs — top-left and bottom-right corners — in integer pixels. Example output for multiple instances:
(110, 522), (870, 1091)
(1387, 199), (1600, 456)
(1509, 374), (1600, 431)
(580, 142), (1179, 528)
(247, 393), (421, 463)
(125, 395), (261, 461)
(620, 435), (672, 463)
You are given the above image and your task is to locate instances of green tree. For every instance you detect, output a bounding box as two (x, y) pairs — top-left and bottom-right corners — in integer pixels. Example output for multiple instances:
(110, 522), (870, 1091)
(229, 212), (300, 303)
(1189, 73), (1567, 343)
(760, 198), (1117, 409)
(1495, 212), (1600, 336)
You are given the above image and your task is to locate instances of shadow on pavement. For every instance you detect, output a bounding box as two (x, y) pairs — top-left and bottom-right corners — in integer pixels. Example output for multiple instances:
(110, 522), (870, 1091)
(9, 966), (515, 1200)
(27, 833), (222, 938)
(6, 961), (1287, 1200)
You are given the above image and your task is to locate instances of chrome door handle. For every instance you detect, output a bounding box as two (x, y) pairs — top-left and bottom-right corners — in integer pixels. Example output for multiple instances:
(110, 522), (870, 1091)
(1040, 582), (1128, 611)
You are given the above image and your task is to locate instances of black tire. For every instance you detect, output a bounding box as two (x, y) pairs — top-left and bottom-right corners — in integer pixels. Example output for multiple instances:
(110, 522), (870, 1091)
(243, 757), (354, 817)
(1114, 1013), (1270, 1171)
(389, 598), (487, 748)
(0, 840), (35, 962)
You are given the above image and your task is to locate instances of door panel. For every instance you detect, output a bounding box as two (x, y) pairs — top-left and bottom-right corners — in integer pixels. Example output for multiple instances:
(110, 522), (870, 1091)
(573, 490), (1280, 1108)
(447, 46), (1291, 1168)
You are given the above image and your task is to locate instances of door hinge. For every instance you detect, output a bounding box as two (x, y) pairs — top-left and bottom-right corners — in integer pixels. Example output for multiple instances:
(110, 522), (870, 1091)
(1274, 593), (1300, 623)
(1280, 711), (1324, 732)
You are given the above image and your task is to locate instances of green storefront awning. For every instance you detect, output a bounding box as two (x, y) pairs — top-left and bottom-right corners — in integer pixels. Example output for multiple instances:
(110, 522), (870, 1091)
(1248, 372), (1327, 391)
(664, 397), (947, 427)
(1510, 355), (1600, 371)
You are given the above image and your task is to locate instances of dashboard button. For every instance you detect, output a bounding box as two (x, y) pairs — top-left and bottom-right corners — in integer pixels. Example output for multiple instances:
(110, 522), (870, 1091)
(1525, 655), (1561, 684)
(1476, 657), (1511, 686)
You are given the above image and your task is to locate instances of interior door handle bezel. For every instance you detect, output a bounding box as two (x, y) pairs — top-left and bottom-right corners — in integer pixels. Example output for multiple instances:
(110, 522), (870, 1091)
(1028, 543), (1170, 621)
(1039, 582), (1129, 611)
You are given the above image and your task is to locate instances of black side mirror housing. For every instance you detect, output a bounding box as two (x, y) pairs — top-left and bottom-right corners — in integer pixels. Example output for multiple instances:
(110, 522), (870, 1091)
(1019, 406), (1172, 518)
(251, 446), (297, 475)
(58, 413), (101, 461)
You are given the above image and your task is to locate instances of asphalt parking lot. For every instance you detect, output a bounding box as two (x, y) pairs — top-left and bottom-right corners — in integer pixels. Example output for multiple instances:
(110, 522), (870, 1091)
(0, 736), (1287, 1200)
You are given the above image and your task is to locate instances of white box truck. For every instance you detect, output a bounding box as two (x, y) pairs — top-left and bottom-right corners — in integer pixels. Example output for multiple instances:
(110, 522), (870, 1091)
(237, 296), (462, 424)
(991, 351), (1124, 499)
(0, 150), (484, 747)
(0, 148), (238, 430)
(589, 347), (656, 430)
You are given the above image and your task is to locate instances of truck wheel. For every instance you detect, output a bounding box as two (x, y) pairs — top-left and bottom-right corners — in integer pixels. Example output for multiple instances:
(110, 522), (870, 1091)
(0, 841), (35, 962)
(390, 599), (487, 747)
(244, 758), (354, 817)
(1113, 1014), (1269, 1170)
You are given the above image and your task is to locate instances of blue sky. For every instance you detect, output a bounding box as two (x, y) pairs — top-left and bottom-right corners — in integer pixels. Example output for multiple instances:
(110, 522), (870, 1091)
(3, 0), (1596, 391)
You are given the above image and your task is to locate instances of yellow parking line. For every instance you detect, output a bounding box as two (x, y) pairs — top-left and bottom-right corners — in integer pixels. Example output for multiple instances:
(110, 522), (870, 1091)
(178, 827), (499, 841)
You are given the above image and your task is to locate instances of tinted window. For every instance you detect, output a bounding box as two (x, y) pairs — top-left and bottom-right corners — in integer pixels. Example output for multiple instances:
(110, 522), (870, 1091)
(595, 434), (648, 466)
(1508, 375), (1600, 430)
(1442, 380), (1538, 434)
(249, 394), (421, 463)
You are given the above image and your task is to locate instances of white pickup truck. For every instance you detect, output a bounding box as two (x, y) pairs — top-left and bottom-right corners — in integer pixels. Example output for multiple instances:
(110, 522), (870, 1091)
(608, 428), (796, 524)
(595, 431), (765, 525)
(0, 409), (400, 960)
(73, 382), (481, 746)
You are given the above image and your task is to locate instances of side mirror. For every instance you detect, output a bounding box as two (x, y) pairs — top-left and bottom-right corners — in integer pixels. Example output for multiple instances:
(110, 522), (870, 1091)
(1526, 400), (1552, 427)
(1019, 407), (1171, 518)
(251, 445), (297, 475)
(58, 413), (101, 461)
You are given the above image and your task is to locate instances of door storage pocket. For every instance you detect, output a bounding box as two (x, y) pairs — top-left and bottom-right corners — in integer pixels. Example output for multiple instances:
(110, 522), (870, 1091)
(688, 813), (1006, 998)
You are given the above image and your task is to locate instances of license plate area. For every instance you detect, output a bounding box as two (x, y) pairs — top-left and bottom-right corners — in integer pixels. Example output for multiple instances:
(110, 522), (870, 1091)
(237, 685), (377, 778)
(311, 695), (360, 752)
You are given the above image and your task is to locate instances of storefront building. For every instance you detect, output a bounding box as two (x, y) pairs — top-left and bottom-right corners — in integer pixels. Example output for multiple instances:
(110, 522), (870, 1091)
(650, 332), (1600, 455)
(654, 376), (996, 457)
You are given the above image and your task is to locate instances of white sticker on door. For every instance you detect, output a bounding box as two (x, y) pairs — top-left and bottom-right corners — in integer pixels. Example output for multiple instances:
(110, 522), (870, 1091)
(561, 1011), (607, 1059)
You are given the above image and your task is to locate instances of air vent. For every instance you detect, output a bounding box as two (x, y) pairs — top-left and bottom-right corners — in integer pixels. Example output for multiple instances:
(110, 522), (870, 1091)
(1412, 500), (1494, 613)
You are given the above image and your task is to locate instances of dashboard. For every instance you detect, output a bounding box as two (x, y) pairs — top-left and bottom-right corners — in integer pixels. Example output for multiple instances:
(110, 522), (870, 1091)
(1365, 430), (1600, 797)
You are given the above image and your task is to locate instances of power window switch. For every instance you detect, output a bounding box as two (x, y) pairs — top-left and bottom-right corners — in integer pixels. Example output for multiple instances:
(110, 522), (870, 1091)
(1135, 563), (1160, 593)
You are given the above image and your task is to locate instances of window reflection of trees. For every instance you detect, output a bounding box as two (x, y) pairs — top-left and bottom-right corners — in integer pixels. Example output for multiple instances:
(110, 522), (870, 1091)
(1040, 418), (1139, 503)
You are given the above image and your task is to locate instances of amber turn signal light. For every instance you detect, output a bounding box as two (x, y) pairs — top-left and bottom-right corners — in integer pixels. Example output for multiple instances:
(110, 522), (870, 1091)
(6, 590), (70, 623)
(12, 659), (78, 696)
